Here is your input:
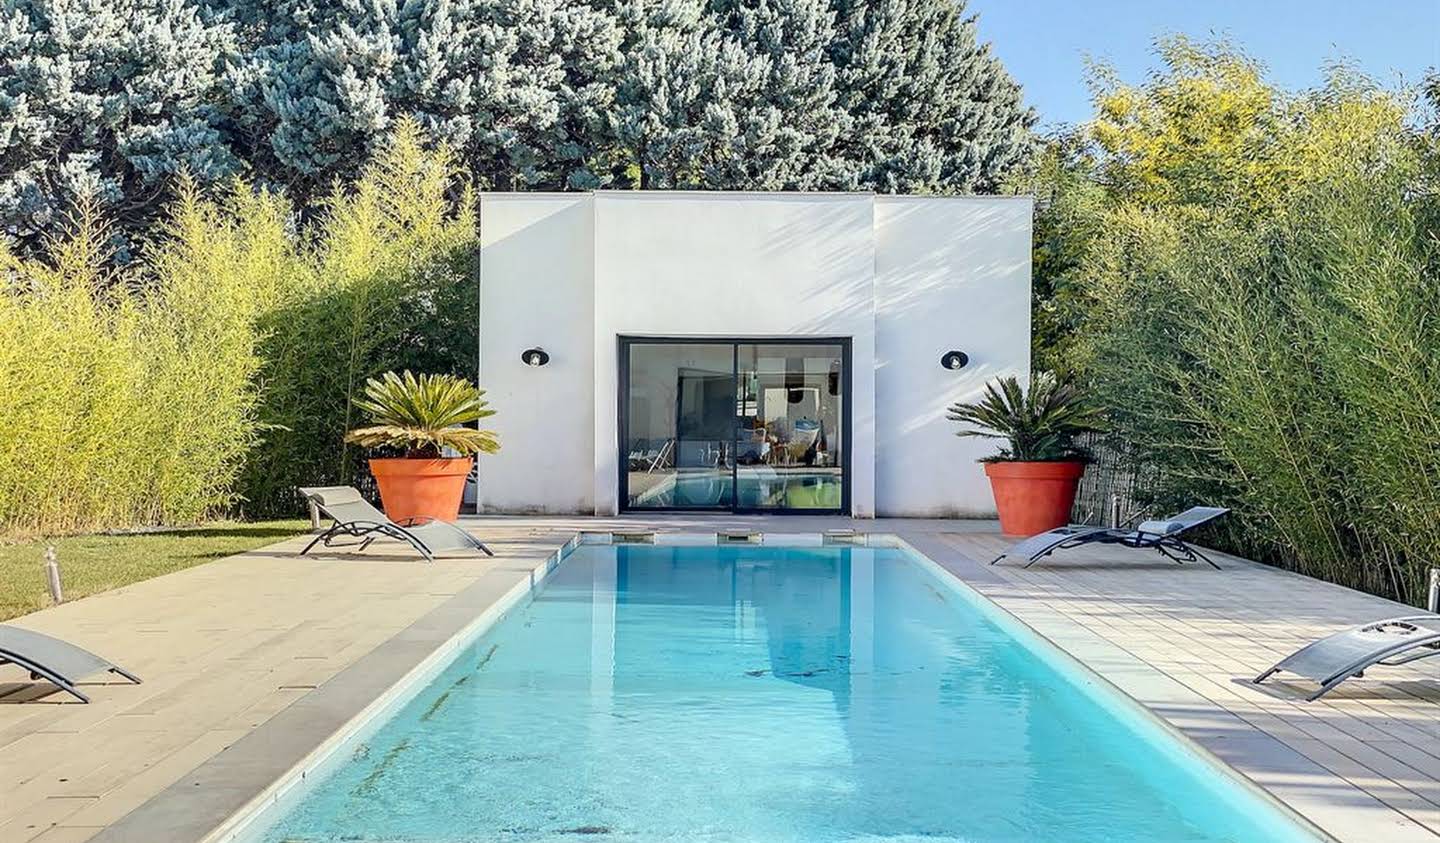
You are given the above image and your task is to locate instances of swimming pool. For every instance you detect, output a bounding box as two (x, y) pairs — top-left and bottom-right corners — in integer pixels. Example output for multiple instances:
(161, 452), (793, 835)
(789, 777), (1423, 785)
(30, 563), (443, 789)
(244, 541), (1318, 842)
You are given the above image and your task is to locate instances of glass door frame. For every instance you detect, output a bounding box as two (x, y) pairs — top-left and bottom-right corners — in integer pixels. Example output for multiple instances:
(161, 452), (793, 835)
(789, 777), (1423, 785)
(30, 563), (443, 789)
(617, 335), (852, 515)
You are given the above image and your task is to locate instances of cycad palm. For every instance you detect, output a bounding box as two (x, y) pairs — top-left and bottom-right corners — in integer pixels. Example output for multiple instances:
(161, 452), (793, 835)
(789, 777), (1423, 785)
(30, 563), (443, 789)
(346, 371), (500, 457)
(946, 372), (1103, 461)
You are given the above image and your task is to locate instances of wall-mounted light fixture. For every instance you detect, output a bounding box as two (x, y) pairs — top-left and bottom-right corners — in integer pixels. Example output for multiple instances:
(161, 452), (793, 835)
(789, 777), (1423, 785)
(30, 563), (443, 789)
(940, 350), (969, 370)
(521, 347), (550, 367)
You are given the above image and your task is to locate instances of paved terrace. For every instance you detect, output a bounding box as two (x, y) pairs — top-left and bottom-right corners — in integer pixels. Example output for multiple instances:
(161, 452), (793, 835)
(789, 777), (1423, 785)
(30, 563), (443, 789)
(2, 516), (1439, 842)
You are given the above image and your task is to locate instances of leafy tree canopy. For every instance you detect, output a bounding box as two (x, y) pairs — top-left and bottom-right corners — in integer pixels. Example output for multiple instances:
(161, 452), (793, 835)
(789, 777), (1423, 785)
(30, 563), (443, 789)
(1024, 35), (1440, 602)
(0, 0), (1035, 253)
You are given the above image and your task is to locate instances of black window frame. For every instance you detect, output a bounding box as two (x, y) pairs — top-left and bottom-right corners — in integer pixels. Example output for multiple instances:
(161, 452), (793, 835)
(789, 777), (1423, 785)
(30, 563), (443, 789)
(617, 335), (852, 515)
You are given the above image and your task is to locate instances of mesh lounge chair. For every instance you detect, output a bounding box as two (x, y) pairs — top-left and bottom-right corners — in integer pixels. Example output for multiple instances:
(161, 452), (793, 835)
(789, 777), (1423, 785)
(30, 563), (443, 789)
(992, 506), (1230, 569)
(299, 486), (493, 562)
(628, 439), (672, 472)
(0, 625), (141, 703)
(1252, 616), (1440, 701)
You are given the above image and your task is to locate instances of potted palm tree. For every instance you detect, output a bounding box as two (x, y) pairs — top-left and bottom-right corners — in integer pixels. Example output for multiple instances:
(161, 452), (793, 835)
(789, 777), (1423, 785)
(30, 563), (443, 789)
(947, 373), (1103, 536)
(346, 370), (500, 522)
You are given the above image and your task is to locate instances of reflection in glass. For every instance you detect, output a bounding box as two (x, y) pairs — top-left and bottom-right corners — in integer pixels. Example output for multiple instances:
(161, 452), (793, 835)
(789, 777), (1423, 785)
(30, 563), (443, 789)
(735, 343), (844, 510)
(624, 343), (734, 508)
(624, 339), (846, 512)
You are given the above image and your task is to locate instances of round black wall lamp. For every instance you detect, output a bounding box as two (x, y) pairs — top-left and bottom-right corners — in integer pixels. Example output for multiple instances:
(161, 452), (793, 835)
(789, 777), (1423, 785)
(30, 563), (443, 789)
(940, 350), (969, 370)
(522, 347), (551, 367)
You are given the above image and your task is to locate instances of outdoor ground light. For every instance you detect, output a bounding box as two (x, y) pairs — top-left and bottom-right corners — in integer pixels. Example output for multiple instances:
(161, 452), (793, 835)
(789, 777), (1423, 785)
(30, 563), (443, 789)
(941, 350), (969, 370)
(522, 347), (550, 367)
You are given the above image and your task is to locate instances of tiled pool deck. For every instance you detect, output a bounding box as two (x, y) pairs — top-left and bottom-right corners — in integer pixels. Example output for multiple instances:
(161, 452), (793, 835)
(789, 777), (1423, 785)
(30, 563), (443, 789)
(3, 515), (1439, 842)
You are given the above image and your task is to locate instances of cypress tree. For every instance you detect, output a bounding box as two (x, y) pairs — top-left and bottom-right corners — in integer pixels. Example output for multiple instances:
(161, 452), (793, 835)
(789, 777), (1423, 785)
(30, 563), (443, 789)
(703, 0), (845, 189)
(603, 0), (728, 188)
(0, 0), (1035, 250)
(0, 0), (239, 253)
(225, 0), (622, 198)
(827, 0), (1034, 192)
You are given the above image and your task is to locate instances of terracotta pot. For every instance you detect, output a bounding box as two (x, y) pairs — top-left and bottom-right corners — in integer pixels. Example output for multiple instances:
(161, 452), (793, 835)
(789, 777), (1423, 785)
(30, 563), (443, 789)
(369, 456), (473, 523)
(983, 460), (1085, 536)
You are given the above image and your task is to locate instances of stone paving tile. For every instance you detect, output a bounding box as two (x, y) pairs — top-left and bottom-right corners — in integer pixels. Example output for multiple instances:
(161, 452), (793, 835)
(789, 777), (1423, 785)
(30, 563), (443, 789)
(0, 794), (99, 843)
(27, 827), (108, 843)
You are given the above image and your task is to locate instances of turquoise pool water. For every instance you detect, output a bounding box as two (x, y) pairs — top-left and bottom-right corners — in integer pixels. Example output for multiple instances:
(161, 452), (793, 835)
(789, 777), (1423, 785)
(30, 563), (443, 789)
(254, 544), (1316, 842)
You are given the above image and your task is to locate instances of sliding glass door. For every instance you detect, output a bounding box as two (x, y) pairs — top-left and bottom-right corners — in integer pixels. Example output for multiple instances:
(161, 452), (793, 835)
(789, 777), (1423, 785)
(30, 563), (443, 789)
(620, 338), (848, 513)
(622, 342), (735, 509)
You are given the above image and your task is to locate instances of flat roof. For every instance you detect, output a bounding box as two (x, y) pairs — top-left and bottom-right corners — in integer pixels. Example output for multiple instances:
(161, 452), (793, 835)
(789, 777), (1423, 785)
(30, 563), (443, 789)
(477, 190), (1034, 202)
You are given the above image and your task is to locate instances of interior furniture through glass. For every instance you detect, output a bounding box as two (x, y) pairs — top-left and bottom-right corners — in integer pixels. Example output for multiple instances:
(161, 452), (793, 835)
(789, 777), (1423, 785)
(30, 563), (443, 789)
(621, 338), (848, 512)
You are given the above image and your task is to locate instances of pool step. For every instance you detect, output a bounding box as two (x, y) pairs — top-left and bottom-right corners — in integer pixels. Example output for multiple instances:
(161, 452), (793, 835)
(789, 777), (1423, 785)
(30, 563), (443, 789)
(599, 529), (867, 547)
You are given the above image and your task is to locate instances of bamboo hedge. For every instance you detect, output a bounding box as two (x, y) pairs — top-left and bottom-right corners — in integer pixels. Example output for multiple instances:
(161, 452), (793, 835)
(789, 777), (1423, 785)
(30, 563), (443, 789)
(0, 120), (477, 536)
(1032, 39), (1440, 603)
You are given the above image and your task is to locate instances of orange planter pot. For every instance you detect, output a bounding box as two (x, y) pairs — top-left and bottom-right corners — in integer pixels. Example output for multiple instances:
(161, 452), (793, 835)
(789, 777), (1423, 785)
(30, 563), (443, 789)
(369, 457), (473, 523)
(984, 460), (1085, 537)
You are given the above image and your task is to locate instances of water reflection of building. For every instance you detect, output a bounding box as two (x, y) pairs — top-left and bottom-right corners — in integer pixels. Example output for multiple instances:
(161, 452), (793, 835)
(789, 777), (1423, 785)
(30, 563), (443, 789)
(577, 545), (1031, 838)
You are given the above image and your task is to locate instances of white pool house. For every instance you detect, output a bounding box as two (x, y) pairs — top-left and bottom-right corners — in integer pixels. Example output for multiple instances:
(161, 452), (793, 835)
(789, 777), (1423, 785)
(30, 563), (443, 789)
(474, 191), (1032, 518)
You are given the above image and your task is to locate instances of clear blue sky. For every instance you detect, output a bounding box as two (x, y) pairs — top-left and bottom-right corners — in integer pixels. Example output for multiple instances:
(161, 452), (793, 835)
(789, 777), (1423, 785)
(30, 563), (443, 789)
(968, 0), (1440, 130)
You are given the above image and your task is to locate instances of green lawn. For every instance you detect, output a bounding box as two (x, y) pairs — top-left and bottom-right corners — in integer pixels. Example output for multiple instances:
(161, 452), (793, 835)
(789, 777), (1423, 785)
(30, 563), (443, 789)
(0, 520), (309, 621)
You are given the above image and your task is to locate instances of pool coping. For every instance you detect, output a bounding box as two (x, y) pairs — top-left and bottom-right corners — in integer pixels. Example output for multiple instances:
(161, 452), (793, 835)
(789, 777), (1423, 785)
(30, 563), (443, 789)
(88, 535), (575, 843)
(95, 529), (1346, 842)
(890, 534), (1336, 842)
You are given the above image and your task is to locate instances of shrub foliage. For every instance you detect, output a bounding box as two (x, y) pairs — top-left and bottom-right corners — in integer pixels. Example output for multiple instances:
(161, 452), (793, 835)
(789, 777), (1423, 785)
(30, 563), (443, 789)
(238, 122), (480, 516)
(0, 191), (266, 535)
(0, 120), (478, 535)
(1030, 38), (1440, 603)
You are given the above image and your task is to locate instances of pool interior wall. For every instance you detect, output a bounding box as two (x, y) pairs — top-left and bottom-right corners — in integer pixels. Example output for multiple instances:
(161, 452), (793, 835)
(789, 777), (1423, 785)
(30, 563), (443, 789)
(227, 534), (1323, 843)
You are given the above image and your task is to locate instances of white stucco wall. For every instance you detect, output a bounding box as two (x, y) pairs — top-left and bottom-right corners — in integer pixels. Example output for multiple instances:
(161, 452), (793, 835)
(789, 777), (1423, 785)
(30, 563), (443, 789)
(591, 192), (878, 516)
(874, 196), (1034, 517)
(476, 191), (1031, 518)
(477, 194), (594, 513)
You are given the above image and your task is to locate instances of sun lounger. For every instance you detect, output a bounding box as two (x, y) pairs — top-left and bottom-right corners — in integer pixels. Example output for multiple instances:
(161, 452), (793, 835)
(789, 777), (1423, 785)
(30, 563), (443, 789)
(992, 506), (1230, 568)
(629, 439), (672, 472)
(1252, 616), (1440, 700)
(299, 486), (493, 562)
(0, 625), (141, 703)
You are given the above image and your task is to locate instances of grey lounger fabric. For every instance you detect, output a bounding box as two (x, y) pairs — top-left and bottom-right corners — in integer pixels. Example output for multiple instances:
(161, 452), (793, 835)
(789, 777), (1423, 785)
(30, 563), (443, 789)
(0, 624), (141, 703)
(1252, 616), (1440, 701)
(299, 486), (493, 562)
(993, 525), (1117, 566)
(993, 506), (1230, 568)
